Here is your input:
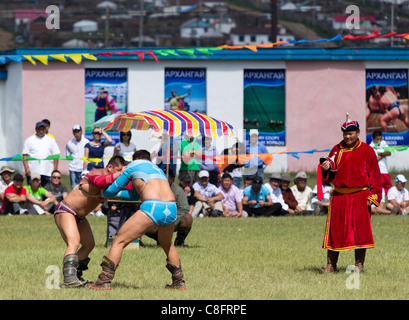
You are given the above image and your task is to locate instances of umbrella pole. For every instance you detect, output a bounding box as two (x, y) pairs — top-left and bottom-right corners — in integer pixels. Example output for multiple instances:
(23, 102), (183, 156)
(166, 134), (170, 180)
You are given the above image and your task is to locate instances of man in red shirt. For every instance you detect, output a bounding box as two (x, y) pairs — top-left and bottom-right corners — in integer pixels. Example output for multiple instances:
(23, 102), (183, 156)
(319, 115), (382, 273)
(53, 155), (126, 287)
(0, 174), (27, 215)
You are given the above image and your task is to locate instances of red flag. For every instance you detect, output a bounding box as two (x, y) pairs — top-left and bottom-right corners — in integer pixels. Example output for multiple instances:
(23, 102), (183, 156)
(316, 163), (324, 201)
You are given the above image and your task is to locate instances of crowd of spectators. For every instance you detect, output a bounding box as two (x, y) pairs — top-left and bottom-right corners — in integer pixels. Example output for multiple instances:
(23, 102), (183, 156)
(1, 122), (408, 221)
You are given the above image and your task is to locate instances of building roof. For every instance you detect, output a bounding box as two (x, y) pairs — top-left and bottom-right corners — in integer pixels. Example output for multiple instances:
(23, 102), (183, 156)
(14, 9), (46, 19)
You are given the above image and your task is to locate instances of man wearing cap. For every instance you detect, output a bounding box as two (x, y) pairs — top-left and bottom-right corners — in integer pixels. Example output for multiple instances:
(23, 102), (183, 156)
(243, 129), (269, 180)
(242, 176), (282, 217)
(320, 115), (382, 273)
(22, 121), (60, 187)
(0, 174), (27, 215)
(291, 171), (312, 213)
(263, 173), (289, 215)
(192, 170), (224, 217)
(280, 173), (303, 215)
(0, 166), (15, 210)
(65, 125), (90, 189)
(386, 174), (409, 214)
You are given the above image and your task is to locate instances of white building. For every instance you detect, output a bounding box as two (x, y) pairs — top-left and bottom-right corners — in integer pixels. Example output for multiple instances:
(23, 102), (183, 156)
(73, 20), (98, 33)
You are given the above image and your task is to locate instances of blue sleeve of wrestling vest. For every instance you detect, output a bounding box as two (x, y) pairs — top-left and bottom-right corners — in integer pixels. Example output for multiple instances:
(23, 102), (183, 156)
(118, 189), (140, 201)
(102, 167), (132, 198)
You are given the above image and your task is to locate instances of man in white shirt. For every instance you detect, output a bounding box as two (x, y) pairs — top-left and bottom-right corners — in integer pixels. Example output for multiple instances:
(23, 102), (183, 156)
(192, 170), (224, 217)
(290, 171), (312, 213)
(387, 174), (409, 215)
(22, 121), (61, 187)
(263, 173), (289, 213)
(65, 125), (90, 189)
(370, 131), (392, 206)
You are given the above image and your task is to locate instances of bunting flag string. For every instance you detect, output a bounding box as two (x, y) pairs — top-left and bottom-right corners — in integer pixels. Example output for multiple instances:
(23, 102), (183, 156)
(5, 29), (409, 66)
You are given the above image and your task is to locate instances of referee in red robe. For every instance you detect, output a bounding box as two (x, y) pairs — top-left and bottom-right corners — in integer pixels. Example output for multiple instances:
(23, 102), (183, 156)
(319, 115), (382, 273)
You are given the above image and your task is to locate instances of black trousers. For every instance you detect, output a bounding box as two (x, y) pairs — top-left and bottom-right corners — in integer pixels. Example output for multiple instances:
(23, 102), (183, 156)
(243, 203), (286, 217)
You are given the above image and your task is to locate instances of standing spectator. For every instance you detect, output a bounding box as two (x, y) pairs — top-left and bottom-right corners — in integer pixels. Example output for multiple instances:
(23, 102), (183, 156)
(370, 131), (392, 207)
(311, 182), (332, 215)
(291, 171), (313, 213)
(179, 135), (202, 185)
(65, 124), (90, 190)
(264, 173), (289, 215)
(84, 127), (112, 171)
(41, 119), (55, 140)
(200, 136), (219, 186)
(179, 175), (196, 215)
(320, 116), (382, 273)
(218, 173), (247, 218)
(0, 174), (27, 215)
(192, 170), (224, 217)
(242, 176), (282, 217)
(280, 173), (302, 215)
(44, 170), (68, 214)
(24, 173), (56, 215)
(387, 174), (409, 215)
(243, 129), (269, 180)
(0, 166), (14, 210)
(113, 131), (137, 161)
(155, 133), (178, 176)
(23, 121), (60, 187)
(220, 142), (246, 188)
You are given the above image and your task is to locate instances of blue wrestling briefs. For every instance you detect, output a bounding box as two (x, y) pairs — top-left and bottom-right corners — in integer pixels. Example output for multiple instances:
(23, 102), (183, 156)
(140, 200), (177, 226)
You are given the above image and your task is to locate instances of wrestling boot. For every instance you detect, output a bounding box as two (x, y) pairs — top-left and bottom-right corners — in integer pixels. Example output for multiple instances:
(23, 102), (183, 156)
(77, 257), (91, 286)
(165, 260), (186, 290)
(61, 254), (83, 287)
(355, 249), (366, 273)
(88, 255), (116, 290)
(320, 250), (339, 274)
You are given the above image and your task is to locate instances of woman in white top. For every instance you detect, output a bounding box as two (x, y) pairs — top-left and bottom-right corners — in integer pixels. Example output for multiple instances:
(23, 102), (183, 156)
(113, 131), (137, 161)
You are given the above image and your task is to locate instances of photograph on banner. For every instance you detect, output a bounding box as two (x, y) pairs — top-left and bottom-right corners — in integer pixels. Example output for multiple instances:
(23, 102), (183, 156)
(366, 69), (409, 146)
(164, 68), (206, 114)
(85, 68), (128, 144)
(243, 69), (286, 146)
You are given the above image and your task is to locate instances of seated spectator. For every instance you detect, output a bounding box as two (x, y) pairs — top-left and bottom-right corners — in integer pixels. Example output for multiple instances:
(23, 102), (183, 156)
(218, 173), (247, 218)
(24, 173), (56, 215)
(0, 174), (27, 215)
(44, 170), (68, 213)
(0, 166), (15, 210)
(311, 182), (332, 215)
(220, 142), (246, 188)
(280, 173), (303, 215)
(387, 174), (409, 215)
(242, 176), (283, 217)
(192, 170), (224, 217)
(263, 173), (289, 215)
(290, 171), (313, 214)
(179, 174), (196, 215)
(240, 175), (254, 191)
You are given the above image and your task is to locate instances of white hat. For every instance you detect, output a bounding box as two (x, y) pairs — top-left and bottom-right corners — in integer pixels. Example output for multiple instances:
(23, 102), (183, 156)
(198, 170), (209, 178)
(396, 174), (407, 183)
(249, 129), (259, 136)
(294, 171), (308, 181)
(72, 124), (82, 131)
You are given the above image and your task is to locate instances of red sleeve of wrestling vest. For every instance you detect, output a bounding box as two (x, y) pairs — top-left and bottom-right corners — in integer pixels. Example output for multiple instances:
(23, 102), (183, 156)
(124, 181), (133, 190)
(86, 171), (117, 189)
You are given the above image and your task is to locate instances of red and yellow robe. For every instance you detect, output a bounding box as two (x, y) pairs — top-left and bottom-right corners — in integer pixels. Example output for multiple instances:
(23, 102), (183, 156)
(322, 139), (382, 251)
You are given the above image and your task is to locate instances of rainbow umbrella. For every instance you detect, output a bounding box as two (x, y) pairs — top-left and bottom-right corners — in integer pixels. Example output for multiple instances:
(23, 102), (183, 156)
(103, 110), (235, 138)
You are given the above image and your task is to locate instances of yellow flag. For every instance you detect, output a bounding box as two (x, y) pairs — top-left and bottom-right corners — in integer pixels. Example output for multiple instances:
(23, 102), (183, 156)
(23, 55), (36, 65)
(33, 55), (49, 65)
(50, 54), (67, 62)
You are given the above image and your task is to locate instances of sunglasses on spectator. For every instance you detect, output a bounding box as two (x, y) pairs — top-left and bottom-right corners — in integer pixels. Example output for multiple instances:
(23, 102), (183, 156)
(52, 176), (62, 179)
(92, 132), (102, 135)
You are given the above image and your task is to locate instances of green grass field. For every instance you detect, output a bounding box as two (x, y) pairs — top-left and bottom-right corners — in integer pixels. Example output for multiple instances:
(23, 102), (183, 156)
(1, 214), (409, 301)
